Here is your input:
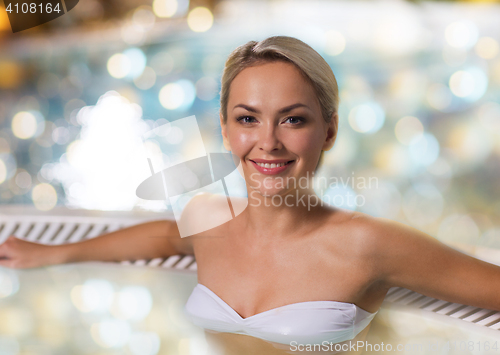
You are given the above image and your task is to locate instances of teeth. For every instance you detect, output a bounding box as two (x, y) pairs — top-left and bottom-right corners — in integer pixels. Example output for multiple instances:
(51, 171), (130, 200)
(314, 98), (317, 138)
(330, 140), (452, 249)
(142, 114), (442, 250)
(255, 162), (288, 168)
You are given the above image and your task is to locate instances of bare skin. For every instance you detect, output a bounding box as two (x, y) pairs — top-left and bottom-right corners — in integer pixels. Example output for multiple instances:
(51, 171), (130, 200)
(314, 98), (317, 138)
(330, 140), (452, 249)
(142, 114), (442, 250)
(1, 61), (500, 354)
(191, 198), (386, 315)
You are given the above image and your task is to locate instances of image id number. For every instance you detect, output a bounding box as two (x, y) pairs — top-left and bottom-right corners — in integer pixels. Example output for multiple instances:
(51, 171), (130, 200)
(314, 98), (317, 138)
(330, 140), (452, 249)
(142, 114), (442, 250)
(6, 2), (61, 14)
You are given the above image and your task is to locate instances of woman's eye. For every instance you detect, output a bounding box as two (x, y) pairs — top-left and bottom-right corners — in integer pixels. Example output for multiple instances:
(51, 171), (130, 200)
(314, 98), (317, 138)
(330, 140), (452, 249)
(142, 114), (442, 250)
(237, 116), (257, 124)
(284, 116), (304, 125)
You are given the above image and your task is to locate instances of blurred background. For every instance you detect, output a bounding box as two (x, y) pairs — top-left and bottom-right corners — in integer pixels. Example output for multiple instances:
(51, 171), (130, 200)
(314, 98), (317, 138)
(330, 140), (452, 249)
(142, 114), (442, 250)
(1, 0), (500, 248)
(2, 1), (500, 354)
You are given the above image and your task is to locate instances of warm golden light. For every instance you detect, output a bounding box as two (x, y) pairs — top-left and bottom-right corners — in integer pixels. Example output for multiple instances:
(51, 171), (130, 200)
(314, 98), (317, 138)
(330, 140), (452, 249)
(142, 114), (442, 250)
(475, 37), (499, 59)
(159, 83), (184, 109)
(0, 61), (23, 89)
(187, 7), (213, 33)
(107, 53), (131, 79)
(12, 112), (37, 139)
(153, 0), (177, 18)
(32, 183), (58, 211)
(0, 5), (11, 32)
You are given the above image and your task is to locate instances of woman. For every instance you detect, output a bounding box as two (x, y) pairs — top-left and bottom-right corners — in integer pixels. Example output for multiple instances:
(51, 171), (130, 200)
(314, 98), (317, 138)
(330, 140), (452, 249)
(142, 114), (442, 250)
(1, 36), (500, 353)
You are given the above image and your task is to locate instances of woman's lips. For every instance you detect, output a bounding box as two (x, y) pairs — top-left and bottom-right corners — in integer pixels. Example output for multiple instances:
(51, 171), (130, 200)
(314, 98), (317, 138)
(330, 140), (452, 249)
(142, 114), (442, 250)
(249, 160), (294, 175)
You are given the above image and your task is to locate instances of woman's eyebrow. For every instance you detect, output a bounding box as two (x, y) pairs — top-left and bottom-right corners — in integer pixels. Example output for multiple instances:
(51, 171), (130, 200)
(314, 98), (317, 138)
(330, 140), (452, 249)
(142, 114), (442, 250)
(232, 103), (309, 113)
(278, 103), (309, 113)
(233, 104), (260, 113)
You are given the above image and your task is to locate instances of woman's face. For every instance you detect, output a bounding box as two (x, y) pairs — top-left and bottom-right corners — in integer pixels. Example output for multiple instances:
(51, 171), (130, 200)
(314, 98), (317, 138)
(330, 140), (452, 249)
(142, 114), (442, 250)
(221, 61), (336, 198)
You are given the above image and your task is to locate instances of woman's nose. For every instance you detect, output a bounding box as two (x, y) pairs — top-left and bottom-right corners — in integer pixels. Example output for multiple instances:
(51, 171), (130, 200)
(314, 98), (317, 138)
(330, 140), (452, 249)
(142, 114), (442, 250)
(258, 124), (283, 152)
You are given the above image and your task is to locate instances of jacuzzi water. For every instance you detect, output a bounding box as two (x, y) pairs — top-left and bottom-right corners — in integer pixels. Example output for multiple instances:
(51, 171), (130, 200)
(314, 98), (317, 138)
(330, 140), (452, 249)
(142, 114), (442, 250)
(1, 262), (498, 355)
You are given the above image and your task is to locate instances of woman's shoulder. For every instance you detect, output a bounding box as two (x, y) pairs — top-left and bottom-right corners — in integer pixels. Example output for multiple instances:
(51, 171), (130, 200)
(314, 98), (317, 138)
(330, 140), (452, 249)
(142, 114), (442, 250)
(321, 208), (396, 256)
(324, 209), (443, 262)
(179, 193), (247, 238)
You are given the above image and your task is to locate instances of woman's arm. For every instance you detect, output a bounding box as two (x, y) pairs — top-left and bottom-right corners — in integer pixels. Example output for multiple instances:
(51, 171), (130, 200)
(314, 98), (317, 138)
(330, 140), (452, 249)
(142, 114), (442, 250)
(365, 216), (500, 311)
(0, 219), (193, 269)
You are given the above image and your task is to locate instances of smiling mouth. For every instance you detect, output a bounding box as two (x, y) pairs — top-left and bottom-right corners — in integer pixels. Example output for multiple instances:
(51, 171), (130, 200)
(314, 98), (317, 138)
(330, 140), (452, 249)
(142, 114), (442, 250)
(249, 160), (294, 168)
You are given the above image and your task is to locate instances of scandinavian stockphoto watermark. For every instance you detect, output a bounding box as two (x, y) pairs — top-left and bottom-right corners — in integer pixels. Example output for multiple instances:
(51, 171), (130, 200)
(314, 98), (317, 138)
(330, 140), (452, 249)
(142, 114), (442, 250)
(248, 171), (377, 209)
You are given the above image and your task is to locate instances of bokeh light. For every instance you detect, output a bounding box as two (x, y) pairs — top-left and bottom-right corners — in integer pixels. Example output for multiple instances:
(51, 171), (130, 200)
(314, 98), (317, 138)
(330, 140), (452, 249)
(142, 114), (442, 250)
(324, 30), (346, 56)
(91, 319), (131, 348)
(53, 91), (151, 210)
(0, 159), (6, 184)
(128, 332), (161, 355)
(152, 0), (188, 18)
(477, 102), (500, 132)
(71, 279), (114, 313)
(14, 169), (32, 189)
(445, 20), (478, 49)
(409, 133), (440, 166)
(373, 12), (425, 56)
(107, 48), (146, 79)
(107, 54), (131, 79)
(319, 184), (359, 211)
(32, 183), (57, 211)
(475, 37), (499, 59)
(0, 269), (20, 298)
(447, 123), (493, 166)
(0, 61), (23, 89)
(159, 83), (184, 109)
(394, 116), (424, 145)
(187, 7), (213, 33)
(114, 286), (152, 321)
(374, 143), (411, 176)
(132, 6), (155, 32)
(449, 67), (488, 101)
(11, 112), (38, 139)
(159, 80), (195, 110)
(0, 153), (17, 185)
(123, 48), (147, 79)
(0, 307), (34, 337)
(348, 102), (385, 134)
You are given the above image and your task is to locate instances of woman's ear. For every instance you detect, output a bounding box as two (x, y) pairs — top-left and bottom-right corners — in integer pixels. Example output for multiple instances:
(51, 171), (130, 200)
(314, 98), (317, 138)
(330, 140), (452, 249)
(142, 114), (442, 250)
(322, 112), (338, 151)
(220, 112), (231, 151)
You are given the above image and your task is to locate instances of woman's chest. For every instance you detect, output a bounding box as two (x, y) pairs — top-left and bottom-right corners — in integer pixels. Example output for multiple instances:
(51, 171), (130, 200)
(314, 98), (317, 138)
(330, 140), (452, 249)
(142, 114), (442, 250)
(193, 234), (372, 318)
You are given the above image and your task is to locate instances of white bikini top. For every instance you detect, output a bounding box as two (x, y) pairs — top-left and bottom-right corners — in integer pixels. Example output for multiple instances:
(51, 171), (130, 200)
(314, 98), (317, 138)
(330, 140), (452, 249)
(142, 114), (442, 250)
(183, 283), (378, 345)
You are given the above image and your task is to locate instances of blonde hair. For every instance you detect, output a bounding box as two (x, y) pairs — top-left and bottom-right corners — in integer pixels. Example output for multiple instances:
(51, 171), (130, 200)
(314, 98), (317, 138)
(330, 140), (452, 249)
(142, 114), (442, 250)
(220, 36), (340, 147)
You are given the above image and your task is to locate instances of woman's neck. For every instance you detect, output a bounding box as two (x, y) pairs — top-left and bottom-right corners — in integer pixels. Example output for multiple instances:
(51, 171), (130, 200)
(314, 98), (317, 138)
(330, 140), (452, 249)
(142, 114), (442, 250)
(242, 188), (328, 240)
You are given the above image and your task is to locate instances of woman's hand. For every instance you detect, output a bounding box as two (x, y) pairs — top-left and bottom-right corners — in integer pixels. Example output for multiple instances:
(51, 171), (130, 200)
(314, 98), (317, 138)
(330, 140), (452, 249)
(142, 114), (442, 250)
(0, 220), (189, 269)
(0, 235), (66, 269)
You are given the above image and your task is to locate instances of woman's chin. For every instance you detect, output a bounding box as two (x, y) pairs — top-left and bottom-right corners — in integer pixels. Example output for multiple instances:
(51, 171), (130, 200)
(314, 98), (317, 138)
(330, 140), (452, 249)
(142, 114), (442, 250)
(249, 187), (293, 201)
